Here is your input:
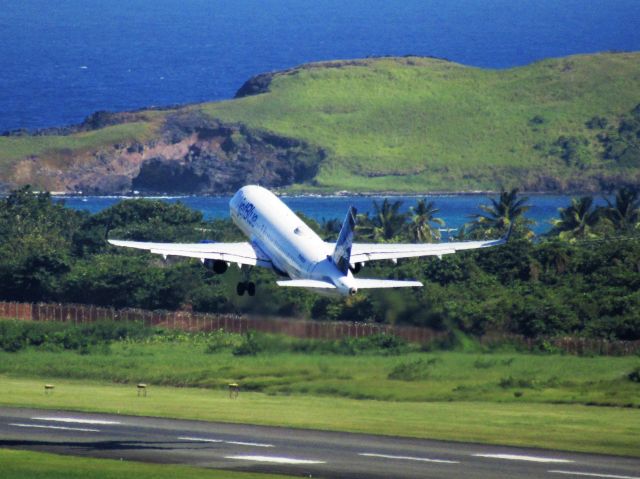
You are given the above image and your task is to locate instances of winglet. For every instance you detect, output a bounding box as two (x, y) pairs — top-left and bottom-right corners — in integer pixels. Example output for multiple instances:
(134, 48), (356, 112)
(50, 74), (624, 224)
(332, 206), (357, 274)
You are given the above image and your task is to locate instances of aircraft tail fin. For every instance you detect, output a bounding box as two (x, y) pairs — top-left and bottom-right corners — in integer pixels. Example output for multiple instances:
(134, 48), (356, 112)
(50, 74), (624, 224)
(332, 206), (357, 274)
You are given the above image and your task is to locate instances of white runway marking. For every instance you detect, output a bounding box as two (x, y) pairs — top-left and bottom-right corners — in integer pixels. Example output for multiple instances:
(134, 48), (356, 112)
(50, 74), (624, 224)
(225, 440), (274, 448)
(226, 455), (326, 465)
(179, 436), (223, 443)
(32, 417), (121, 425)
(549, 470), (640, 479)
(473, 453), (574, 463)
(178, 436), (273, 447)
(359, 452), (459, 464)
(10, 423), (99, 432)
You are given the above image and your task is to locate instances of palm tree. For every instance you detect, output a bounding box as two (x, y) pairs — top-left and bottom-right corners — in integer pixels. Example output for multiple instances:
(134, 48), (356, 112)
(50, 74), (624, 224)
(370, 199), (407, 241)
(467, 188), (533, 239)
(550, 196), (601, 241)
(602, 186), (640, 234)
(407, 199), (445, 242)
(354, 212), (376, 240)
(321, 218), (342, 240)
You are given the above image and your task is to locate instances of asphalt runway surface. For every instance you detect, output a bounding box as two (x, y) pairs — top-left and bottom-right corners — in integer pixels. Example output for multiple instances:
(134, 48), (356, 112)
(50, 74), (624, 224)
(1, 407), (638, 479)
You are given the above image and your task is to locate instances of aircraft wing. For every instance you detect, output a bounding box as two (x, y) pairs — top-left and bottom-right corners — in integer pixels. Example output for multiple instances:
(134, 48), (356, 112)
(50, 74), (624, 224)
(107, 239), (272, 267)
(349, 235), (508, 264)
(276, 278), (422, 289)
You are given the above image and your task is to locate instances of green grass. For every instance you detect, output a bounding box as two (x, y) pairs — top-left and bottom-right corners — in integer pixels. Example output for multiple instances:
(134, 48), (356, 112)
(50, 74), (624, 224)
(0, 448), (291, 479)
(1, 376), (639, 457)
(200, 53), (640, 191)
(1, 342), (638, 407)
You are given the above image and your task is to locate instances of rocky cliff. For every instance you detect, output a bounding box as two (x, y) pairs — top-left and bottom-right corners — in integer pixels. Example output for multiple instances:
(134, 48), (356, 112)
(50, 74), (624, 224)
(6, 110), (324, 195)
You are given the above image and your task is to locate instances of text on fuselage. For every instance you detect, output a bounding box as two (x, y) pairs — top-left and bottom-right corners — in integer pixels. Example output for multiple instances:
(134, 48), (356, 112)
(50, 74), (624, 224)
(237, 195), (258, 226)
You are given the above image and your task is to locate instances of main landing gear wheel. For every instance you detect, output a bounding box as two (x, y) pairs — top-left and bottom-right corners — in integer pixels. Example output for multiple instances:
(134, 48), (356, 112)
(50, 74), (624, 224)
(236, 281), (256, 296)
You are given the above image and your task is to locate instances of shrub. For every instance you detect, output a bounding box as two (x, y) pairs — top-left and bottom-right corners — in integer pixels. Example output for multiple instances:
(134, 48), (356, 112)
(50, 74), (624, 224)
(388, 358), (437, 381)
(422, 331), (482, 352)
(499, 375), (537, 389)
(232, 331), (263, 356)
(473, 358), (497, 369)
(628, 367), (640, 383)
(0, 319), (152, 353)
(205, 330), (241, 353)
(535, 339), (562, 354)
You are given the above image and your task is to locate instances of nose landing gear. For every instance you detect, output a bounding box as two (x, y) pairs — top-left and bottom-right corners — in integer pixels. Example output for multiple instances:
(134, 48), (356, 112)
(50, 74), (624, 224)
(236, 281), (256, 296)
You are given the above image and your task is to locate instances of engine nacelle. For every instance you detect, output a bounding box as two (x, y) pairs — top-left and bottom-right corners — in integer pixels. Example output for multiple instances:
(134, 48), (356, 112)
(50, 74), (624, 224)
(204, 259), (228, 274)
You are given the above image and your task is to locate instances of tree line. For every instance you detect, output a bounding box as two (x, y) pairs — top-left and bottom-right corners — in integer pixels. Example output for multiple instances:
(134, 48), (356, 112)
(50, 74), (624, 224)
(0, 186), (639, 340)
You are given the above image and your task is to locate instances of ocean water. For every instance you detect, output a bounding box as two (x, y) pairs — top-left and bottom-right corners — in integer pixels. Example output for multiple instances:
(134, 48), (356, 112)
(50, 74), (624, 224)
(56, 194), (601, 236)
(1, 0), (640, 131)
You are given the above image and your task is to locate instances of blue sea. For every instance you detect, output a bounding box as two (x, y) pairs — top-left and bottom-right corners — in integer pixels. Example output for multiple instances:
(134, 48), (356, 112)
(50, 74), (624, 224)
(2, 0), (640, 132)
(56, 194), (604, 236)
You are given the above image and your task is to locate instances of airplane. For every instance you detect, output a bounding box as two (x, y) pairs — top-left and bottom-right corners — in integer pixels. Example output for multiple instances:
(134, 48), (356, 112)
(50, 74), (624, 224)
(108, 185), (511, 297)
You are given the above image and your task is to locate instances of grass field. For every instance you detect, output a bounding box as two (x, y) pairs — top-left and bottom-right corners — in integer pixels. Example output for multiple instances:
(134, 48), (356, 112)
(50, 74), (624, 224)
(1, 52), (639, 192)
(0, 448), (291, 479)
(1, 376), (639, 457)
(201, 53), (640, 191)
(1, 332), (639, 457)
(1, 340), (638, 406)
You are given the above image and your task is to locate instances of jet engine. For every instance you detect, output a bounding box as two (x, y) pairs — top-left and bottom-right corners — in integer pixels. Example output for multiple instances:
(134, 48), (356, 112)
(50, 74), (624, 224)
(204, 259), (228, 274)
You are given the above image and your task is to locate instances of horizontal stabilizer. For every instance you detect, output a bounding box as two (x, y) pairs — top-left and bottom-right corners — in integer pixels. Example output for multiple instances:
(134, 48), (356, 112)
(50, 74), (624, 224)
(276, 279), (336, 289)
(352, 278), (423, 289)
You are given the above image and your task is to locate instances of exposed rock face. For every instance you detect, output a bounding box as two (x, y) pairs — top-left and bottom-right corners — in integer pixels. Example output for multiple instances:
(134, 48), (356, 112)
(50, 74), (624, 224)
(235, 72), (275, 98)
(8, 110), (324, 194)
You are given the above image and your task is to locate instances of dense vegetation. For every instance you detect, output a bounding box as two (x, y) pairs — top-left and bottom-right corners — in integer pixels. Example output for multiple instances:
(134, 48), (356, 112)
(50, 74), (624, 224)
(0, 186), (639, 340)
(1, 53), (640, 193)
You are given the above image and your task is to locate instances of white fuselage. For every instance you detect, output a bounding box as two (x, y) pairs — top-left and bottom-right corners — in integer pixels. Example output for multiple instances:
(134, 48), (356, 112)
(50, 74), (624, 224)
(229, 185), (357, 295)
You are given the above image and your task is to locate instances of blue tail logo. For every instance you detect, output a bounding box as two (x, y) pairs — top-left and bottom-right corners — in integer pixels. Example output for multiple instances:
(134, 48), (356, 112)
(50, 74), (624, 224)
(332, 206), (357, 275)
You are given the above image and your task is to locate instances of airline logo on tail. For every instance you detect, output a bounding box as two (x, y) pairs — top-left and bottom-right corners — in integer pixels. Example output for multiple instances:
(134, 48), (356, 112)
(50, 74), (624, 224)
(332, 206), (357, 274)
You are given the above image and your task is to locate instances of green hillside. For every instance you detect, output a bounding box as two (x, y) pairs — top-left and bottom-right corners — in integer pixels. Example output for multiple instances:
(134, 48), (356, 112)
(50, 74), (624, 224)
(202, 53), (640, 191)
(1, 52), (639, 193)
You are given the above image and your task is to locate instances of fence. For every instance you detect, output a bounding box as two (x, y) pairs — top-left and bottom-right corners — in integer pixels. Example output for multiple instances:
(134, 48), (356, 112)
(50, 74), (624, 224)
(0, 301), (442, 344)
(1, 301), (639, 355)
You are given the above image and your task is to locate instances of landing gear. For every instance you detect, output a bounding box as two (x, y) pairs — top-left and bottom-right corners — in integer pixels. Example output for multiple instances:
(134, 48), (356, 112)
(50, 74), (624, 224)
(236, 281), (256, 296)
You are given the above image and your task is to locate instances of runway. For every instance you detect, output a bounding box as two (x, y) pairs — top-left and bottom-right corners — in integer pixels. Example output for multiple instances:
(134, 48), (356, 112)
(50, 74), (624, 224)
(1, 407), (638, 479)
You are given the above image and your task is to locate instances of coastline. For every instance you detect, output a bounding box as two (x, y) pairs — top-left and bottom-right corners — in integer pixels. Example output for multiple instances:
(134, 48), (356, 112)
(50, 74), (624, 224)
(2, 52), (639, 197)
(45, 189), (601, 199)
